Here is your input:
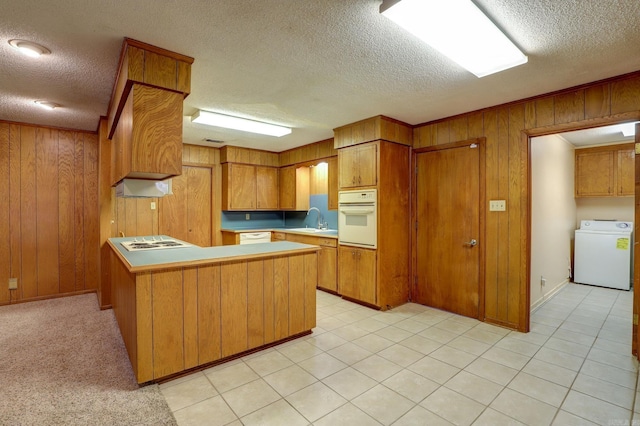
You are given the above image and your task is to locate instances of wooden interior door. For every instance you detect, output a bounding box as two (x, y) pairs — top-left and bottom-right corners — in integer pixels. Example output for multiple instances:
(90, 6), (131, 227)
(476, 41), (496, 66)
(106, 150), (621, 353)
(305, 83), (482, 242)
(415, 143), (481, 318)
(160, 166), (212, 247)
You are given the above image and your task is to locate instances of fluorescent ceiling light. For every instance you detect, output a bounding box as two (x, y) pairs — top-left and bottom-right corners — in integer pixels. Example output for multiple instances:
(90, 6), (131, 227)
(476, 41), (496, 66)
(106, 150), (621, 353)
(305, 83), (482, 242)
(620, 122), (637, 137)
(381, 0), (528, 77)
(9, 39), (51, 57)
(191, 110), (291, 137)
(34, 100), (60, 110)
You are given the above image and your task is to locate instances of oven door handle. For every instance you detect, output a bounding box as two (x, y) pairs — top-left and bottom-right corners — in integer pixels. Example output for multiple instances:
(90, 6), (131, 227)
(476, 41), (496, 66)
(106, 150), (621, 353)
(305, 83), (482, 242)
(339, 208), (375, 215)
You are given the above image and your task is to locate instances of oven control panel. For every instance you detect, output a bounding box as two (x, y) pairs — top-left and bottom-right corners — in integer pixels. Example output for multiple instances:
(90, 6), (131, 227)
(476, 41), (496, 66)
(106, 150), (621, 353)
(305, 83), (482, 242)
(338, 189), (377, 204)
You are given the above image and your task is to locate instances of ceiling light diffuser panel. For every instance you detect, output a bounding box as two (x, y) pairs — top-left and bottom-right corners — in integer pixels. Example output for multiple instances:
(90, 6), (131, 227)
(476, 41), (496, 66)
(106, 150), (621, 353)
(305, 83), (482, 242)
(191, 110), (291, 137)
(382, 0), (527, 77)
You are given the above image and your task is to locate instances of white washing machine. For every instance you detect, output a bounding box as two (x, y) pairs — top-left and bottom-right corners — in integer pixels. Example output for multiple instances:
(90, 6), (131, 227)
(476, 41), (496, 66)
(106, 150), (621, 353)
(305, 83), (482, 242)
(574, 220), (633, 290)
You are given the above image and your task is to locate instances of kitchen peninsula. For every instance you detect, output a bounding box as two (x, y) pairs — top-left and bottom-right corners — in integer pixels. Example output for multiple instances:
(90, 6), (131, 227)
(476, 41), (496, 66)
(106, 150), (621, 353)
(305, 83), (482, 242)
(108, 236), (319, 384)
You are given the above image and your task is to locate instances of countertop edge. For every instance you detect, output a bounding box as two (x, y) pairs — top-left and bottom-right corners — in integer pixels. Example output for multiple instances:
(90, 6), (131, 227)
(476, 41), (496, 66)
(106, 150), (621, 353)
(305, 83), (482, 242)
(108, 239), (320, 274)
(221, 228), (338, 239)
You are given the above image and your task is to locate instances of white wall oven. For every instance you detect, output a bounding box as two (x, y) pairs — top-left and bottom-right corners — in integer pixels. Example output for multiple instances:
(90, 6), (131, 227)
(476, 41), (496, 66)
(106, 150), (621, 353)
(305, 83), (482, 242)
(338, 189), (377, 249)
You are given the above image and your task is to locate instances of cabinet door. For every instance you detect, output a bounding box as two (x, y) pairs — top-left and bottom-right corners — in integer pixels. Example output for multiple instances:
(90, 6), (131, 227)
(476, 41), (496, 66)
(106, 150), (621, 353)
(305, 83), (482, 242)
(226, 164), (256, 209)
(575, 151), (614, 197)
(356, 248), (377, 305)
(617, 149), (635, 196)
(338, 246), (359, 299)
(328, 156), (338, 210)
(338, 147), (359, 188)
(256, 166), (279, 209)
(279, 166), (296, 209)
(318, 246), (337, 292)
(356, 144), (378, 187)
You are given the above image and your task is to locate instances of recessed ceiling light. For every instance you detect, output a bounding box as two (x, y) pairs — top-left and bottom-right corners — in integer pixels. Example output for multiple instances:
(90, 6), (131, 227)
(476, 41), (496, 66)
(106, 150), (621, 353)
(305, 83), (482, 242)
(34, 100), (60, 110)
(9, 39), (51, 57)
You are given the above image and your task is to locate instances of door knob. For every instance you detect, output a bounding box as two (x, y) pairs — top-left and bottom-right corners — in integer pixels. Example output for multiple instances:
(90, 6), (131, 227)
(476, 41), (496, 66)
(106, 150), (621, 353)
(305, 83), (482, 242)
(464, 239), (477, 247)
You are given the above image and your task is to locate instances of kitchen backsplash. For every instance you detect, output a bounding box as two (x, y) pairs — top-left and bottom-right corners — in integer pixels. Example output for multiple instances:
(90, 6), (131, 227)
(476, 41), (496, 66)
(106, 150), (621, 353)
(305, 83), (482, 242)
(284, 195), (338, 229)
(221, 195), (338, 230)
(221, 211), (285, 229)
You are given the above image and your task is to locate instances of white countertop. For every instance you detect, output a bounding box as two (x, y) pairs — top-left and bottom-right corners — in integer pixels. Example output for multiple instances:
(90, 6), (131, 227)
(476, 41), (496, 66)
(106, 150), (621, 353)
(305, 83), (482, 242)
(108, 235), (320, 272)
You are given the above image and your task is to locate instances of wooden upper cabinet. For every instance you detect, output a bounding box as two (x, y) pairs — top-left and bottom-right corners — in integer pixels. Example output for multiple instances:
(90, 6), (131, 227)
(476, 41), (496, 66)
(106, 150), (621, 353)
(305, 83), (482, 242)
(222, 163), (278, 210)
(279, 166), (310, 211)
(111, 84), (183, 185)
(108, 39), (194, 139)
(256, 166), (279, 209)
(108, 39), (193, 185)
(617, 149), (635, 196)
(574, 143), (634, 197)
(339, 143), (378, 188)
(222, 163), (256, 210)
(328, 156), (338, 210)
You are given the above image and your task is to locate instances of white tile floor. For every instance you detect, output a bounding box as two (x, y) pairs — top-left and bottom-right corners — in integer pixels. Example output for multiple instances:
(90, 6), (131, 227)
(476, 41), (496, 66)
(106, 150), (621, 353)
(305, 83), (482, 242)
(160, 283), (639, 425)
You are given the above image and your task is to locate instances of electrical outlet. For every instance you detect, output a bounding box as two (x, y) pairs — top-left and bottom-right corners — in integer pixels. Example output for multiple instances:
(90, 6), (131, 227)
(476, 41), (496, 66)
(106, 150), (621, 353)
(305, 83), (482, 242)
(8, 278), (17, 290)
(150, 202), (156, 210)
(489, 200), (506, 211)
(245, 213), (250, 220)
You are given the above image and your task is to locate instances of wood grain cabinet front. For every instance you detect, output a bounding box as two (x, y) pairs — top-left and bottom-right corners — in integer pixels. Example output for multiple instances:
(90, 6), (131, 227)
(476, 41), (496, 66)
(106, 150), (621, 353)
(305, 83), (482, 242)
(279, 166), (310, 210)
(617, 149), (635, 196)
(285, 233), (338, 292)
(222, 163), (279, 210)
(338, 143), (377, 189)
(574, 143), (634, 197)
(338, 246), (376, 305)
(111, 84), (183, 185)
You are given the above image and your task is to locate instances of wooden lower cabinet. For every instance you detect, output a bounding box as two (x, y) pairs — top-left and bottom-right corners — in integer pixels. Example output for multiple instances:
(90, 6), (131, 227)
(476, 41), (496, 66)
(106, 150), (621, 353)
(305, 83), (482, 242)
(318, 247), (338, 292)
(338, 246), (376, 305)
(285, 233), (338, 292)
(110, 249), (317, 383)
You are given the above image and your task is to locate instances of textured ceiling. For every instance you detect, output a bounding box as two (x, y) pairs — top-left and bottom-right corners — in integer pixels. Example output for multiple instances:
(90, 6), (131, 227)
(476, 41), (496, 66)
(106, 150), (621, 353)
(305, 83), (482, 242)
(2, 0), (640, 151)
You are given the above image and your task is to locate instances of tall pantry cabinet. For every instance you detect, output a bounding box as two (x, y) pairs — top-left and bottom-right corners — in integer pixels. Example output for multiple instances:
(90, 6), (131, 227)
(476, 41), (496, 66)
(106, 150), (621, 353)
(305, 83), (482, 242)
(333, 116), (412, 310)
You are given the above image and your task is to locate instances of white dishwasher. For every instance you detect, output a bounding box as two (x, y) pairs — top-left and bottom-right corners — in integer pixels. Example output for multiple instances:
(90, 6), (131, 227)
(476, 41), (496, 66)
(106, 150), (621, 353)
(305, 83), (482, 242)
(239, 232), (272, 245)
(574, 220), (633, 290)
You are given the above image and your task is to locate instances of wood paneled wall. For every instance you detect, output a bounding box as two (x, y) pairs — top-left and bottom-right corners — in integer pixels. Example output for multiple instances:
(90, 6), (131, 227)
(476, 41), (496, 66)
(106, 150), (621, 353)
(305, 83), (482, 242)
(413, 72), (640, 331)
(0, 122), (99, 305)
(279, 138), (337, 166)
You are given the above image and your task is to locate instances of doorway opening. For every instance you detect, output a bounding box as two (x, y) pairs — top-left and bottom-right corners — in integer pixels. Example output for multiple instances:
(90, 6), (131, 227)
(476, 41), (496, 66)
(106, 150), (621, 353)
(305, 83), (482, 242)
(529, 122), (636, 317)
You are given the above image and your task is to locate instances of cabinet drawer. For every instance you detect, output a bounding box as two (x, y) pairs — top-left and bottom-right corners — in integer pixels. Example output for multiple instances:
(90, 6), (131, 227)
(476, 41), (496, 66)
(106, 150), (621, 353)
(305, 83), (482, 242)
(285, 233), (337, 247)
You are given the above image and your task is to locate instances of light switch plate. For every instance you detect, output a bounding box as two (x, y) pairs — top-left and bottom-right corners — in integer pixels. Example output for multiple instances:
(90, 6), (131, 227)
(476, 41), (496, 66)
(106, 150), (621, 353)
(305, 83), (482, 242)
(489, 200), (506, 211)
(150, 202), (156, 210)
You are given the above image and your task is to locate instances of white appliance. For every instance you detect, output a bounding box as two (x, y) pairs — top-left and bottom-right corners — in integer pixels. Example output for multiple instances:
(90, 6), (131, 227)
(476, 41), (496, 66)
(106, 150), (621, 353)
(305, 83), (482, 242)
(121, 237), (192, 252)
(239, 232), (272, 245)
(574, 220), (633, 290)
(338, 189), (377, 249)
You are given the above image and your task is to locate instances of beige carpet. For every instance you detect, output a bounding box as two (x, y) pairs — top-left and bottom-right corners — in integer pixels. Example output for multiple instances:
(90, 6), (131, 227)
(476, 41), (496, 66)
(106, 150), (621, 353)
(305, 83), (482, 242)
(0, 293), (177, 425)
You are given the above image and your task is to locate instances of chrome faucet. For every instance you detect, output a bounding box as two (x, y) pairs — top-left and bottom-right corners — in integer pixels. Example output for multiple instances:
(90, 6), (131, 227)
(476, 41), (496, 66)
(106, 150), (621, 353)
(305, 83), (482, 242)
(306, 207), (323, 229)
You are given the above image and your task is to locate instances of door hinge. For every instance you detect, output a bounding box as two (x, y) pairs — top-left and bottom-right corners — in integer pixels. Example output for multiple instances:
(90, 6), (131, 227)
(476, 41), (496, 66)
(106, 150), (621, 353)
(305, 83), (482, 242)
(635, 143), (640, 155)
(634, 314), (638, 326)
